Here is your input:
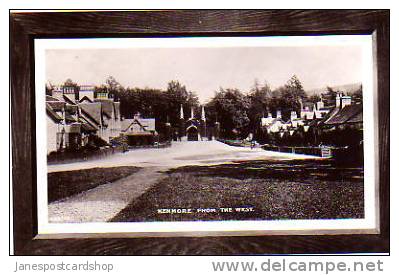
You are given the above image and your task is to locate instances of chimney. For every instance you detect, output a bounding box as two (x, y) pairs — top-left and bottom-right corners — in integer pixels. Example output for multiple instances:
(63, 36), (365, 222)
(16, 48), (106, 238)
(190, 107), (194, 119)
(63, 86), (76, 103)
(341, 95), (352, 108)
(52, 85), (63, 101)
(317, 94), (324, 110)
(96, 88), (109, 100)
(335, 93), (342, 108)
(268, 112), (272, 118)
(276, 110), (282, 119)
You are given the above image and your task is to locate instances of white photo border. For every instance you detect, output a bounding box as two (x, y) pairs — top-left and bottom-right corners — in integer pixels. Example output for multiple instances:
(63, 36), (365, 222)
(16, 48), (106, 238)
(34, 35), (377, 237)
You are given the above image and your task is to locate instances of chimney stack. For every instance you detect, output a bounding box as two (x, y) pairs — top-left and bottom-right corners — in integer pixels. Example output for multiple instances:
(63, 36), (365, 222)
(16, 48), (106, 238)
(341, 95), (352, 108)
(335, 93), (342, 108)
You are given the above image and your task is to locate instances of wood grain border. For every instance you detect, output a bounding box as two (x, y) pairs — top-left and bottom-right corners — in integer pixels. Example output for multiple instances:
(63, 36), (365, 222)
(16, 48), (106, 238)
(10, 10), (390, 255)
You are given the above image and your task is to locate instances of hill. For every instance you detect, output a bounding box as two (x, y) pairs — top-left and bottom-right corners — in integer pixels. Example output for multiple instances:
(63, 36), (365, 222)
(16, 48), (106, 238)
(306, 83), (362, 96)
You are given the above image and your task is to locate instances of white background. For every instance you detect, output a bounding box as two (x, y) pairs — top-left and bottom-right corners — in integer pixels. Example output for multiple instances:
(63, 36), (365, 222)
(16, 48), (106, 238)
(2, 1), (397, 275)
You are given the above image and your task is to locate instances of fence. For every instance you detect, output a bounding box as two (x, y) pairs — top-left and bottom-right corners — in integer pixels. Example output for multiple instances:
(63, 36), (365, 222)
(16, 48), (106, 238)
(47, 146), (125, 165)
(261, 145), (332, 158)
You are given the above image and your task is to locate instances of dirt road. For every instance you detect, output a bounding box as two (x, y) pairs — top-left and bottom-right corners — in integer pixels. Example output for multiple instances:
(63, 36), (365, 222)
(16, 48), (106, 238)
(48, 141), (319, 223)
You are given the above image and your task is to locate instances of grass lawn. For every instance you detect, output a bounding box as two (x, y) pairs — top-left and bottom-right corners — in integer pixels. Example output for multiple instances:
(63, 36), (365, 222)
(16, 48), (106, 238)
(48, 166), (141, 203)
(111, 159), (364, 222)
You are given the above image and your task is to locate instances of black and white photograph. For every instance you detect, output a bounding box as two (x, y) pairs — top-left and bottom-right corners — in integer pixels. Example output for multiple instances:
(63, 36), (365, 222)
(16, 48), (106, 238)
(33, 35), (378, 236)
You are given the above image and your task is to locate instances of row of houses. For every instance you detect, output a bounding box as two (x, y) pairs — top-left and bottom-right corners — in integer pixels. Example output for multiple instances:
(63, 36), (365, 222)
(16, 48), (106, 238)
(46, 85), (156, 155)
(260, 93), (362, 137)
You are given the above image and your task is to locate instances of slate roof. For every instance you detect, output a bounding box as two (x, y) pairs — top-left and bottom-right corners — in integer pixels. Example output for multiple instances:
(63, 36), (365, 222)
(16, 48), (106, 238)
(47, 101), (65, 111)
(319, 107), (341, 125)
(46, 95), (59, 101)
(79, 102), (102, 126)
(94, 99), (114, 118)
(324, 104), (363, 125)
(46, 103), (62, 122)
(121, 118), (156, 132)
(121, 119), (135, 132)
(81, 122), (97, 132)
(65, 113), (78, 123)
(65, 104), (78, 113)
(79, 117), (98, 131)
(79, 96), (93, 103)
(63, 95), (76, 104)
(347, 109), (363, 124)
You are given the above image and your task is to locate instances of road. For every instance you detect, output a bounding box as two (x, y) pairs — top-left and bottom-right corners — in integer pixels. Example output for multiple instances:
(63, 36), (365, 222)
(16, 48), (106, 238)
(48, 140), (318, 173)
(48, 141), (319, 222)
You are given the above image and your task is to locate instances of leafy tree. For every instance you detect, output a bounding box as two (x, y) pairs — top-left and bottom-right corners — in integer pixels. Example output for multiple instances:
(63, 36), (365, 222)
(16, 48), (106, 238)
(206, 88), (250, 139)
(164, 80), (199, 125)
(308, 94), (321, 104)
(105, 76), (124, 100)
(64, 78), (78, 87)
(246, 79), (272, 139)
(276, 75), (308, 119)
(349, 84), (363, 104)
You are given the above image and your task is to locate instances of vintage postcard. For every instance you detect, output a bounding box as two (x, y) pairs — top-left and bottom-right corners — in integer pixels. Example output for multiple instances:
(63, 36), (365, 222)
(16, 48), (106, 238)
(34, 35), (378, 237)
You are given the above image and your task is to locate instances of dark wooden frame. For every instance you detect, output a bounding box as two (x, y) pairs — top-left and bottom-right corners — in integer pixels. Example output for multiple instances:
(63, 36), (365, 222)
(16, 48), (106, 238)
(10, 10), (389, 255)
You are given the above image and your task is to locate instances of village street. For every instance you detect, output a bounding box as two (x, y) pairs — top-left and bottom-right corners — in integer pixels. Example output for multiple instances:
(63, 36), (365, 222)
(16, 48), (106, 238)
(48, 140), (318, 173)
(48, 141), (319, 223)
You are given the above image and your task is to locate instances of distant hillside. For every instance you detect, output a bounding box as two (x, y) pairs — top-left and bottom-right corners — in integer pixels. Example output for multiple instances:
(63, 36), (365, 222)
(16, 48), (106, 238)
(306, 83), (362, 96)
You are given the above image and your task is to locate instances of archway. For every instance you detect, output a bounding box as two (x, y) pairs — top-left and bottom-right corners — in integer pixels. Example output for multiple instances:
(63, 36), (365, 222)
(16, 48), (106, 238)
(186, 126), (199, 141)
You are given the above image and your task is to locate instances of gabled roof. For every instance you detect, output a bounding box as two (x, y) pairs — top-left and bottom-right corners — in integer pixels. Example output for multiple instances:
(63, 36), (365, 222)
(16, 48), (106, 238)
(324, 104), (363, 125)
(121, 119), (135, 132)
(79, 102), (102, 126)
(79, 96), (93, 103)
(47, 101), (65, 111)
(65, 113), (78, 123)
(46, 103), (62, 122)
(79, 117), (98, 131)
(46, 95), (59, 101)
(346, 109), (363, 124)
(65, 104), (78, 113)
(94, 99), (114, 118)
(63, 94), (76, 105)
(138, 118), (156, 131)
(81, 122), (97, 132)
(122, 118), (156, 132)
(319, 107), (341, 125)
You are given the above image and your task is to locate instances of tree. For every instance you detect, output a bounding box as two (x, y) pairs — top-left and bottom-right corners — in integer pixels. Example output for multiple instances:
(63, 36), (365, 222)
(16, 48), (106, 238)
(308, 94), (321, 104)
(246, 79), (272, 139)
(64, 78), (77, 87)
(349, 84), (363, 104)
(275, 75), (307, 119)
(206, 88), (250, 139)
(105, 76), (124, 100)
(164, 80), (199, 126)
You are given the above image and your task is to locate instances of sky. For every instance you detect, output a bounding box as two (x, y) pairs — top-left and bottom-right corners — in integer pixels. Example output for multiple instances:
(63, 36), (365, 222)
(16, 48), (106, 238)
(46, 46), (363, 103)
